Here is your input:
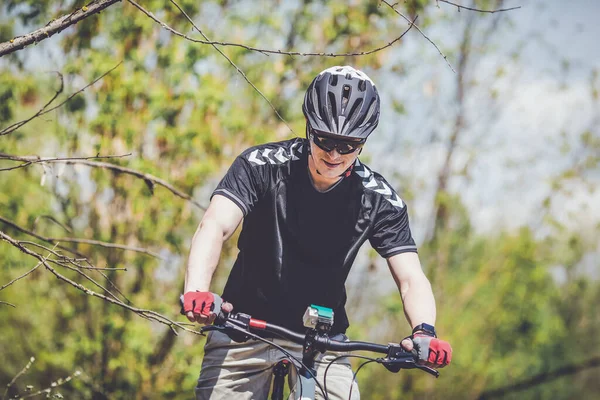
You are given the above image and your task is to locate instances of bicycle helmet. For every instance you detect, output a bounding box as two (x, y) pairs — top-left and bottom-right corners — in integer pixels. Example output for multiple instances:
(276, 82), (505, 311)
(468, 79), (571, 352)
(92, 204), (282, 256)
(302, 66), (380, 140)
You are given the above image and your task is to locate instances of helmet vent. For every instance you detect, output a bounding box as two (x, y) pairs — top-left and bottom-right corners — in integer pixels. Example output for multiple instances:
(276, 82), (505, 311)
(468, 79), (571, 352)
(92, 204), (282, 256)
(341, 85), (351, 113)
(358, 80), (366, 92)
(347, 98), (363, 125)
(311, 87), (321, 120)
(360, 98), (377, 127)
(327, 91), (338, 130)
(329, 74), (338, 86)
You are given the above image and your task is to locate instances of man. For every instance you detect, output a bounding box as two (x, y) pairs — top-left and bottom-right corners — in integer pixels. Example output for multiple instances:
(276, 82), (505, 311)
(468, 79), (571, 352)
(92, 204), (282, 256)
(182, 66), (452, 399)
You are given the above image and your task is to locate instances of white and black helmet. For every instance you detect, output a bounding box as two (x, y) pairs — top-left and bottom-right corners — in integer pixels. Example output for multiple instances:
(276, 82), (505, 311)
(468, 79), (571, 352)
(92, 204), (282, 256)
(302, 66), (380, 140)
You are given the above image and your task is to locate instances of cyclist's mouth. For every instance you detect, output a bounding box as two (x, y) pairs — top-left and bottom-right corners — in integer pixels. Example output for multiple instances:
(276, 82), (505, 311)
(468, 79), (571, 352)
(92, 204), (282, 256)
(323, 160), (343, 168)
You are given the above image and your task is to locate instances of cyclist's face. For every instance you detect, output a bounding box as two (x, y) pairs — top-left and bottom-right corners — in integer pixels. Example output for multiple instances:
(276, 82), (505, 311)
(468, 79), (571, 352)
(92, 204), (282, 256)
(308, 131), (363, 180)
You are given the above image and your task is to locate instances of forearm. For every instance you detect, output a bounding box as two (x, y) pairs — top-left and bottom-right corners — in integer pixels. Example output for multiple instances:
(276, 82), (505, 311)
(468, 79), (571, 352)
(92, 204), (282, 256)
(184, 219), (226, 293)
(387, 252), (437, 330)
(399, 274), (436, 329)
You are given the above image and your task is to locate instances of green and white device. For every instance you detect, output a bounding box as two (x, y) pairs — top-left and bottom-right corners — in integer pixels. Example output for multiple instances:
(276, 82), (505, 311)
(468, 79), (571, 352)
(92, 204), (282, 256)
(302, 304), (334, 332)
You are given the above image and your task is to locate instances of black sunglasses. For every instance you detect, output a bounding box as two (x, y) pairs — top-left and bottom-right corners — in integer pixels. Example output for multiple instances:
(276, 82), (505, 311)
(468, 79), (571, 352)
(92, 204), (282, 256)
(310, 129), (365, 155)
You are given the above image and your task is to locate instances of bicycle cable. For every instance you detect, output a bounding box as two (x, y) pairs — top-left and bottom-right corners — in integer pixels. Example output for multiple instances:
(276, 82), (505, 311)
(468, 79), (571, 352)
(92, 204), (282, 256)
(349, 359), (377, 400)
(222, 324), (329, 400)
(323, 354), (379, 400)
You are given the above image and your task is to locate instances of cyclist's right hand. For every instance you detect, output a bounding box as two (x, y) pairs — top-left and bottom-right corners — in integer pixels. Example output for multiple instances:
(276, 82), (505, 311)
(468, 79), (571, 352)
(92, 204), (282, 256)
(181, 291), (233, 325)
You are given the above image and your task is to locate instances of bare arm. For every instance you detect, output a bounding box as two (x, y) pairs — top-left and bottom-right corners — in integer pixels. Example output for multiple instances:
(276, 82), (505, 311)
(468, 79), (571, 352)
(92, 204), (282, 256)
(387, 252), (436, 329)
(184, 194), (243, 293)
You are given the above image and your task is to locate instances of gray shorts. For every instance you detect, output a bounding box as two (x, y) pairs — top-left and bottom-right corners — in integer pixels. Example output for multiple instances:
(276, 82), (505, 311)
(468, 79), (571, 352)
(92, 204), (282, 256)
(195, 330), (360, 400)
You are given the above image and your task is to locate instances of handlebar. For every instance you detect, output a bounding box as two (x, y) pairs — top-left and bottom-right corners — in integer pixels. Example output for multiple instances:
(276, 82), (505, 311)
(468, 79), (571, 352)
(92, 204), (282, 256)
(201, 310), (439, 378)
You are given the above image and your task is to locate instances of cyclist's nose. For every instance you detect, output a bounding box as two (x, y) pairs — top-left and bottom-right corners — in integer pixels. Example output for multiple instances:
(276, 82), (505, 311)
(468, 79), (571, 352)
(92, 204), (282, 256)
(326, 148), (342, 159)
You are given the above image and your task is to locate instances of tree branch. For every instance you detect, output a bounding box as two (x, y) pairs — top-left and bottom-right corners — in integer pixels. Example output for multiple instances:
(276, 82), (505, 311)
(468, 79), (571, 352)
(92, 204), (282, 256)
(0, 62), (122, 136)
(1, 357), (35, 400)
(0, 0), (123, 58)
(0, 215), (162, 259)
(129, 0), (415, 58)
(1, 258), (46, 292)
(50, 237), (164, 259)
(382, 0), (456, 73)
(439, 0), (521, 14)
(0, 231), (198, 336)
(21, 240), (130, 304)
(14, 370), (82, 400)
(0, 72), (64, 136)
(0, 152), (131, 172)
(168, 0), (296, 136)
(0, 154), (206, 210)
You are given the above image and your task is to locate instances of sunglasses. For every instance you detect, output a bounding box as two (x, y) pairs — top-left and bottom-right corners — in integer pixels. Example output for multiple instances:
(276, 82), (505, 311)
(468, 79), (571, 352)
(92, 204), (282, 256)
(310, 129), (365, 155)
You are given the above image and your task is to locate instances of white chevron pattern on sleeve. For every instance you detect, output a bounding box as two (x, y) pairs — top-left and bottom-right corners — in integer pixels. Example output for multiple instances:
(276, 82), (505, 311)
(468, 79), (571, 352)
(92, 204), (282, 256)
(248, 149), (266, 165)
(353, 160), (405, 209)
(247, 141), (304, 166)
(274, 147), (289, 163)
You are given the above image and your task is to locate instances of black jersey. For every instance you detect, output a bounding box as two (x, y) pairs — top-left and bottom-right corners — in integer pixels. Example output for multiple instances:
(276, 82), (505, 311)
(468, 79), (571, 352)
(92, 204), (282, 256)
(212, 138), (417, 334)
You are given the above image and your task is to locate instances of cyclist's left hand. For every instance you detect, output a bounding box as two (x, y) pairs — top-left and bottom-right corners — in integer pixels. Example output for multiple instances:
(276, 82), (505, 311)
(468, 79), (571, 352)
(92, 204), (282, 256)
(401, 334), (452, 368)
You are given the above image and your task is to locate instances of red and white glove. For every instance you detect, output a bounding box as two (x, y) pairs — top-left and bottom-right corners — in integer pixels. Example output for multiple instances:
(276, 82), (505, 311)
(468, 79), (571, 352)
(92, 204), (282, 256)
(409, 334), (452, 368)
(180, 291), (226, 325)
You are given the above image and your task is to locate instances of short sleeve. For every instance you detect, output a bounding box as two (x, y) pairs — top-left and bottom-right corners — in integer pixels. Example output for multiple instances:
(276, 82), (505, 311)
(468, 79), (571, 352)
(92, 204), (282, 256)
(211, 154), (269, 216)
(368, 201), (417, 258)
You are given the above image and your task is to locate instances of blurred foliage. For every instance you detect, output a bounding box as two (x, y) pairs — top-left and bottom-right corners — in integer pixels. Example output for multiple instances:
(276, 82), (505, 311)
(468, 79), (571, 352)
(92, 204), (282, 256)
(1, 0), (599, 399)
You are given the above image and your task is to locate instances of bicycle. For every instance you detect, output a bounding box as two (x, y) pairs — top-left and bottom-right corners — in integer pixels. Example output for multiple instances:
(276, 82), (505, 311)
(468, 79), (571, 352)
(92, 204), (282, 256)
(199, 304), (439, 400)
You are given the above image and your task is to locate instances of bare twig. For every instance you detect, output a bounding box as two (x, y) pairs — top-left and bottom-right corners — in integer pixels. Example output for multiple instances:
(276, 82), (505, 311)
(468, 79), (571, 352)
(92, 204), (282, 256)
(0, 62), (122, 136)
(0, 154), (206, 210)
(15, 370), (82, 400)
(0, 215), (163, 259)
(41, 61), (123, 115)
(169, 0), (416, 137)
(0, 231), (199, 336)
(0, 153), (131, 172)
(0, 72), (64, 136)
(75, 265), (127, 271)
(381, 0), (456, 73)
(13, 241), (129, 304)
(53, 258), (125, 303)
(169, 0), (295, 135)
(0, 301), (16, 307)
(129, 0), (414, 58)
(1, 258), (43, 289)
(2, 357), (35, 400)
(0, 216), (84, 258)
(439, 0), (521, 14)
(0, 244), (56, 291)
(32, 215), (73, 234)
(47, 237), (164, 259)
(0, 0), (123, 57)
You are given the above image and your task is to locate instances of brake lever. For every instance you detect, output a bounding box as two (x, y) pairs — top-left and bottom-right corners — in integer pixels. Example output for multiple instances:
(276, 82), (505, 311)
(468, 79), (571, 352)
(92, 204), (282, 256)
(382, 343), (440, 378)
(199, 325), (222, 334)
(380, 358), (439, 378)
(416, 365), (440, 378)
